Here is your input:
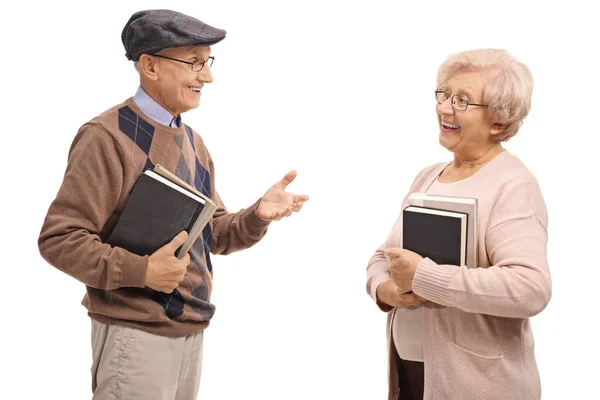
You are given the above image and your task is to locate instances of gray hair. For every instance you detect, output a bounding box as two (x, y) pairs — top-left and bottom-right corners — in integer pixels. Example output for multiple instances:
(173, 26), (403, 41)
(437, 49), (534, 142)
(133, 49), (169, 75)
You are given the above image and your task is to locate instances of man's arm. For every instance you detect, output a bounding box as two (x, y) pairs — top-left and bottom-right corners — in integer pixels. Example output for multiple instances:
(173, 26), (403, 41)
(38, 124), (148, 290)
(210, 192), (271, 255)
(208, 170), (308, 255)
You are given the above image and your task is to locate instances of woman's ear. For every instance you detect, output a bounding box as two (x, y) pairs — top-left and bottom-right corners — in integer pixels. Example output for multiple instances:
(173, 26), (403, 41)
(490, 123), (504, 138)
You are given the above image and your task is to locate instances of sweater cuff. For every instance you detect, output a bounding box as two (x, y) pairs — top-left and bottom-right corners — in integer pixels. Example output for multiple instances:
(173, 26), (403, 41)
(117, 250), (149, 288)
(367, 270), (394, 312)
(412, 257), (455, 306)
(246, 198), (272, 234)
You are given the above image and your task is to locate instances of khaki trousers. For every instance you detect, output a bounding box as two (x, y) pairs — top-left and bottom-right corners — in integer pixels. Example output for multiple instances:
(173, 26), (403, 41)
(91, 319), (204, 400)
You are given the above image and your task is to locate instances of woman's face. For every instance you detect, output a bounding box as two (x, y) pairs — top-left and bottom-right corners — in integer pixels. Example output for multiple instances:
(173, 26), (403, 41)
(436, 71), (500, 158)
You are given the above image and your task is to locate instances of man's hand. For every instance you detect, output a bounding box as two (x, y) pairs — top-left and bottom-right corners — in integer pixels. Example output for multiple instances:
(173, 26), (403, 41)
(256, 170), (309, 222)
(146, 231), (191, 293)
(376, 279), (427, 308)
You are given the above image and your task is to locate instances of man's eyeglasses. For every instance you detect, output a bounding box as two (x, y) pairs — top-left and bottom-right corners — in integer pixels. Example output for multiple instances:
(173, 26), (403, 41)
(153, 54), (214, 72)
(435, 90), (487, 111)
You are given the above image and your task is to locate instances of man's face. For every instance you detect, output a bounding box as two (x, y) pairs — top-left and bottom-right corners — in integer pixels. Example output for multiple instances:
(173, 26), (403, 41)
(152, 45), (213, 116)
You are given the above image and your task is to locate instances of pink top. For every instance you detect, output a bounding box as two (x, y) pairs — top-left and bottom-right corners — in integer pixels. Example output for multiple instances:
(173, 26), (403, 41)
(366, 150), (551, 399)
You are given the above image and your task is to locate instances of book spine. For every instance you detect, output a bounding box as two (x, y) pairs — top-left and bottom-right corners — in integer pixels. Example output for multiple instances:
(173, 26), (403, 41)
(186, 204), (205, 233)
(176, 202), (218, 259)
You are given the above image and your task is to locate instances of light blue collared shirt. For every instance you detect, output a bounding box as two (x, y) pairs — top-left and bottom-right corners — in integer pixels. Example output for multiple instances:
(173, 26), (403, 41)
(133, 86), (182, 128)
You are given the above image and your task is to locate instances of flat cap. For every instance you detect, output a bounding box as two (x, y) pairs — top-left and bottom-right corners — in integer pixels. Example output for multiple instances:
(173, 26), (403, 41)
(122, 9), (226, 61)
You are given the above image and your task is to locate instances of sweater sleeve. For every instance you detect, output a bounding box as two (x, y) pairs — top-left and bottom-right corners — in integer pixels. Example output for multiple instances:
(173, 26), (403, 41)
(366, 246), (395, 313)
(366, 165), (440, 312)
(412, 179), (552, 318)
(38, 124), (148, 290)
(210, 190), (271, 256)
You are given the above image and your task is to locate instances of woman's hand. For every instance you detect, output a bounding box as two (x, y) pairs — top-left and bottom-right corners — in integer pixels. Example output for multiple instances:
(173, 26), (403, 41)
(376, 278), (427, 309)
(385, 248), (424, 293)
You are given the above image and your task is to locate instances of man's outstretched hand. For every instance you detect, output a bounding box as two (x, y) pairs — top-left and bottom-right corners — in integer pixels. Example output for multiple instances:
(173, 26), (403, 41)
(256, 170), (309, 222)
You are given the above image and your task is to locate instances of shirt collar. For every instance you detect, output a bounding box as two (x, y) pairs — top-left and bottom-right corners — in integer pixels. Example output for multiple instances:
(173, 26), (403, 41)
(133, 86), (182, 128)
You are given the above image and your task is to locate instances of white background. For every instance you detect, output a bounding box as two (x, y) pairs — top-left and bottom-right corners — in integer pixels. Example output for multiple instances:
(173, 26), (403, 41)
(1, 1), (598, 399)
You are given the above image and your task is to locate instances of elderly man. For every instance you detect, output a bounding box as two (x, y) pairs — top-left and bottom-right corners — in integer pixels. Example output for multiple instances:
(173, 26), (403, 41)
(38, 9), (308, 400)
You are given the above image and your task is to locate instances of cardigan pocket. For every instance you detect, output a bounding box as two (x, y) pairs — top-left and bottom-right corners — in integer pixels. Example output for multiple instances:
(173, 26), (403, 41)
(452, 341), (503, 360)
(450, 341), (512, 399)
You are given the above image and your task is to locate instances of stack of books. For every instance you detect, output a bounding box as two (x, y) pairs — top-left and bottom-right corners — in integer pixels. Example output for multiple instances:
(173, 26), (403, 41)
(106, 164), (217, 258)
(403, 193), (478, 268)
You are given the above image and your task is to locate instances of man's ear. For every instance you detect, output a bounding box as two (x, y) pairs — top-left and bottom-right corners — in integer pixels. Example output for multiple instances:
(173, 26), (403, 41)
(139, 54), (159, 80)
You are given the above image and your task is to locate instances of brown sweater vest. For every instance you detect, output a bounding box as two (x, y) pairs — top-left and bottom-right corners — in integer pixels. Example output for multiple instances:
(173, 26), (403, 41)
(39, 98), (270, 337)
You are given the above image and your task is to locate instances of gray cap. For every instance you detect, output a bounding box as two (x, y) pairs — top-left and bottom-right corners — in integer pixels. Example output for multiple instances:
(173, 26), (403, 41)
(122, 9), (226, 61)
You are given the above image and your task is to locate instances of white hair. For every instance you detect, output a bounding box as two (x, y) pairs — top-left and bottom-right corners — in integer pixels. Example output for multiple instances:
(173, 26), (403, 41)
(437, 49), (534, 142)
(133, 49), (169, 75)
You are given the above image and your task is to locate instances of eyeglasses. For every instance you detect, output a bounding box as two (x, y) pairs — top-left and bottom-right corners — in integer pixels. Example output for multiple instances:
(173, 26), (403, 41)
(435, 90), (487, 111)
(152, 54), (215, 72)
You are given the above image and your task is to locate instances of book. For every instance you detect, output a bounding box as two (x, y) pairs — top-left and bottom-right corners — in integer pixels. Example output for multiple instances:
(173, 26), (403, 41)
(106, 166), (217, 259)
(152, 165), (218, 257)
(403, 206), (468, 266)
(407, 193), (478, 268)
(153, 164), (209, 202)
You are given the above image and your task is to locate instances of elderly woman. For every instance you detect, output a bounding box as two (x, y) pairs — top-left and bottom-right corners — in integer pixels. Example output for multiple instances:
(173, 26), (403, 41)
(366, 49), (551, 400)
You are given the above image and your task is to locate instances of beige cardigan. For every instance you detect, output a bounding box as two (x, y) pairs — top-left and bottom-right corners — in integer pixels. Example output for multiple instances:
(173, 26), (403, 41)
(366, 150), (551, 400)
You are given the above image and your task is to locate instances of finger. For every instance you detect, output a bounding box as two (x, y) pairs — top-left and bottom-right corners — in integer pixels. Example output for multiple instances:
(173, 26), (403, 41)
(291, 203), (303, 212)
(395, 298), (420, 308)
(275, 170), (297, 189)
(276, 207), (292, 218)
(384, 248), (404, 259)
(390, 275), (411, 290)
(399, 292), (421, 302)
(412, 297), (427, 306)
(397, 300), (416, 308)
(167, 231), (189, 250)
(293, 194), (309, 202)
(389, 258), (402, 269)
(398, 293), (422, 307)
(261, 212), (274, 221)
(389, 259), (409, 274)
(400, 248), (421, 258)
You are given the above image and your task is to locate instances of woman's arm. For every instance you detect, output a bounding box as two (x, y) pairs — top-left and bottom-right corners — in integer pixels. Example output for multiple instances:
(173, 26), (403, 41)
(412, 180), (552, 318)
(367, 165), (438, 311)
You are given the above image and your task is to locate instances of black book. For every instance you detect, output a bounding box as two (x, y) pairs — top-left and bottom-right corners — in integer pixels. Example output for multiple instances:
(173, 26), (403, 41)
(407, 193), (477, 268)
(106, 169), (216, 258)
(402, 206), (468, 266)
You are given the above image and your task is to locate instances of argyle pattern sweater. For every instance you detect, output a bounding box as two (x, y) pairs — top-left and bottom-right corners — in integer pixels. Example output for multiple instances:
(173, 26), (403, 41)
(38, 98), (270, 337)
